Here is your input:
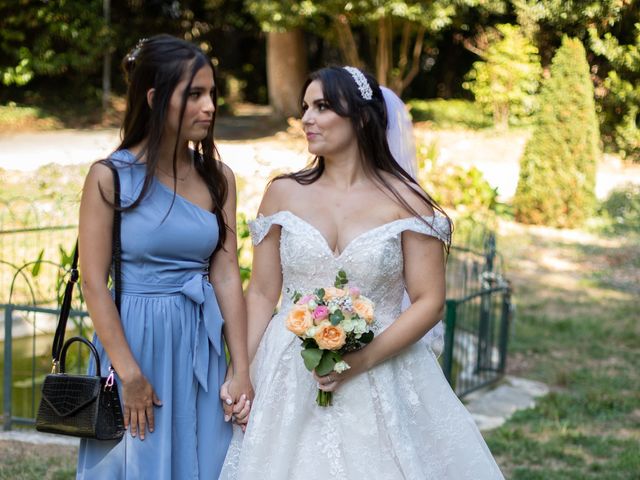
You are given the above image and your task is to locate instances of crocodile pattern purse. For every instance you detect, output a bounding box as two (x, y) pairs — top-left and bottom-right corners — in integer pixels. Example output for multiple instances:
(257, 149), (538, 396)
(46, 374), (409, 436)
(35, 164), (125, 440)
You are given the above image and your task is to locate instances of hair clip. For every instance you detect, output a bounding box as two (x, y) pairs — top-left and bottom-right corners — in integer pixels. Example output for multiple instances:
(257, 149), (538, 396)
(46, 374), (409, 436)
(343, 66), (373, 100)
(126, 37), (148, 64)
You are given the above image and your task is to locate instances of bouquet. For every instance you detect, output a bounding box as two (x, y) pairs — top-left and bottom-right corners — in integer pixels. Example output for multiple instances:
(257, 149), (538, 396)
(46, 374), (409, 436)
(285, 270), (375, 406)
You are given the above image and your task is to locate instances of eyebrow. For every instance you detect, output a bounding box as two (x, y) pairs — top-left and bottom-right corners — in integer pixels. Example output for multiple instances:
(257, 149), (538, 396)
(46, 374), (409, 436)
(303, 97), (327, 105)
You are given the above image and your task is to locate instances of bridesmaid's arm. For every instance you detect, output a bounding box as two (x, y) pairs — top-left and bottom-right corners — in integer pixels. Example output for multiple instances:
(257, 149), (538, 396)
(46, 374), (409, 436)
(220, 179), (283, 428)
(211, 164), (253, 405)
(80, 162), (161, 440)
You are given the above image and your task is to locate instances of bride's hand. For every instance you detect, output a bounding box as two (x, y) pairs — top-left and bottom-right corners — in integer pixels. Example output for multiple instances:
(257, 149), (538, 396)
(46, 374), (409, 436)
(314, 351), (365, 392)
(220, 373), (253, 430)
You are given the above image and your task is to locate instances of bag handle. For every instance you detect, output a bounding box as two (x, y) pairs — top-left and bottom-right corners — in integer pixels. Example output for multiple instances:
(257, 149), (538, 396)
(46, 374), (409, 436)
(59, 336), (102, 377)
(51, 163), (122, 372)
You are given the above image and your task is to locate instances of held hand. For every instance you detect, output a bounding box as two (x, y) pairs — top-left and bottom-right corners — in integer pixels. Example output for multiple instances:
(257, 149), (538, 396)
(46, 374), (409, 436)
(121, 372), (162, 441)
(220, 374), (254, 432)
(314, 351), (365, 393)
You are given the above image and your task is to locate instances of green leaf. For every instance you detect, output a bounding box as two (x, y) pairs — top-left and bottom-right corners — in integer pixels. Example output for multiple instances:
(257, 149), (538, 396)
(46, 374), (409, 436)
(292, 291), (302, 303)
(359, 331), (374, 344)
(315, 288), (325, 299)
(301, 348), (323, 371)
(329, 310), (344, 325)
(302, 338), (318, 349)
(315, 350), (339, 376)
(31, 249), (44, 276)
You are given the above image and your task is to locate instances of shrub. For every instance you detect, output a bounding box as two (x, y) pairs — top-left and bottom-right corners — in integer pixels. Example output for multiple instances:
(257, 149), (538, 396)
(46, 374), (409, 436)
(463, 24), (542, 129)
(416, 141), (498, 226)
(599, 183), (640, 234)
(513, 37), (601, 228)
(408, 99), (492, 130)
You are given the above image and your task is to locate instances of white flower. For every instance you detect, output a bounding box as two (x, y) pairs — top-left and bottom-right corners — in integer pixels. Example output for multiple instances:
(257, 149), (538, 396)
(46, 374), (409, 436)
(353, 318), (368, 335)
(305, 325), (319, 337)
(341, 318), (355, 333)
(333, 361), (351, 373)
(308, 300), (318, 310)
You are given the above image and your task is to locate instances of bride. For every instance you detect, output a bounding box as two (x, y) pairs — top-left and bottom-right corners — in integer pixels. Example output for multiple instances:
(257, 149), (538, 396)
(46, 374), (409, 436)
(220, 66), (504, 479)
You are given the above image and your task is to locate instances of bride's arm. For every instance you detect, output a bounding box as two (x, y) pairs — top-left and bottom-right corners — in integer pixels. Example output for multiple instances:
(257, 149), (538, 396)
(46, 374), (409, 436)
(317, 227), (446, 391)
(359, 231), (445, 367)
(246, 230), (283, 362)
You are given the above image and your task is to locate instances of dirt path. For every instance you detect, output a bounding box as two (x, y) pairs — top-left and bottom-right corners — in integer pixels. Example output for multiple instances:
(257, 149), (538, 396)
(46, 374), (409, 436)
(1, 121), (638, 202)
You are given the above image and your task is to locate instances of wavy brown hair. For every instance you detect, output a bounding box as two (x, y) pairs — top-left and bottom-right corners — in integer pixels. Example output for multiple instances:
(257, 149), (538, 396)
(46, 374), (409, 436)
(277, 66), (451, 250)
(102, 34), (228, 249)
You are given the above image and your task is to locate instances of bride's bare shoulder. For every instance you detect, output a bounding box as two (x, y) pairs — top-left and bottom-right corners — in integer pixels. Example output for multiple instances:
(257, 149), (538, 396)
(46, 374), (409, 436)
(380, 173), (436, 218)
(258, 176), (303, 216)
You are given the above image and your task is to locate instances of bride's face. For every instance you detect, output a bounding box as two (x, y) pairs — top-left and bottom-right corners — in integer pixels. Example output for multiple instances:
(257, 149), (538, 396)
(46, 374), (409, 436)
(301, 80), (357, 158)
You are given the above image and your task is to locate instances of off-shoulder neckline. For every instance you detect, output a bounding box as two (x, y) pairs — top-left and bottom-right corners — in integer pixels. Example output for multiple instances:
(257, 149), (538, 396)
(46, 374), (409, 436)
(255, 210), (446, 260)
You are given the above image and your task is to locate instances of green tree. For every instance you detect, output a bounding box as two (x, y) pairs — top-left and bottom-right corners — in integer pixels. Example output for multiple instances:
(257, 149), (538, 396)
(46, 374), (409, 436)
(589, 21), (640, 161)
(0, 0), (108, 86)
(511, 0), (639, 160)
(513, 37), (601, 228)
(463, 24), (541, 129)
(244, 0), (507, 98)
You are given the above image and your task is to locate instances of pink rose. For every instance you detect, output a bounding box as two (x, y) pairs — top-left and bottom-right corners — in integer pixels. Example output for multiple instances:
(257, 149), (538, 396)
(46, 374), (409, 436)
(297, 294), (313, 305)
(312, 305), (329, 323)
(349, 287), (360, 298)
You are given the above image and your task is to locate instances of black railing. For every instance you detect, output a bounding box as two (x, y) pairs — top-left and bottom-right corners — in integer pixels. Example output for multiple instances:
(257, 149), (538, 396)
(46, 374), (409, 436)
(443, 233), (513, 398)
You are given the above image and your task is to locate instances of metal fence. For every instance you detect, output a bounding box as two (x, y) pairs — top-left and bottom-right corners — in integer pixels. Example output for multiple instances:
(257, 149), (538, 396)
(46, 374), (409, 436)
(1, 217), (512, 430)
(443, 232), (513, 397)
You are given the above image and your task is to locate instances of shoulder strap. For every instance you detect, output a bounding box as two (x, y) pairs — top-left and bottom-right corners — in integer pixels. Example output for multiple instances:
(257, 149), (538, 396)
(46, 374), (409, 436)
(111, 165), (122, 312)
(51, 163), (122, 366)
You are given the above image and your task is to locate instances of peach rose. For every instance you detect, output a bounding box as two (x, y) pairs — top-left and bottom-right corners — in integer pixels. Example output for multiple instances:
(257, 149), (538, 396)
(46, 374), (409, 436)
(286, 304), (313, 336)
(323, 287), (346, 302)
(353, 298), (374, 324)
(314, 322), (346, 350)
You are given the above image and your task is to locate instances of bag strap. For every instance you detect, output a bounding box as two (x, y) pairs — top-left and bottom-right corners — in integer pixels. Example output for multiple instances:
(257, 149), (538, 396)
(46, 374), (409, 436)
(111, 165), (122, 312)
(51, 163), (122, 370)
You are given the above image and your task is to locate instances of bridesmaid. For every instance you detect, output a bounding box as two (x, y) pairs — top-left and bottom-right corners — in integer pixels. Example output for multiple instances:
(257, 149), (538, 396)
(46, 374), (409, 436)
(76, 35), (252, 479)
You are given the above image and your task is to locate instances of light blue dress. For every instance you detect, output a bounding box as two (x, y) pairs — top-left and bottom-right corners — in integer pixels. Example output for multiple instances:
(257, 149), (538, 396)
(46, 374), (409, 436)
(77, 150), (232, 479)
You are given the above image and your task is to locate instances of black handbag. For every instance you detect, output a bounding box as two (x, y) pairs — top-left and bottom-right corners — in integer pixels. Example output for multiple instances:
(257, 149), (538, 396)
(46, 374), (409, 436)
(36, 165), (125, 440)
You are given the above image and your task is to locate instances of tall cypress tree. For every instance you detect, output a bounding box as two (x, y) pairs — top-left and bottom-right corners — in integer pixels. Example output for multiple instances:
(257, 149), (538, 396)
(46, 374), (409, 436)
(513, 36), (601, 228)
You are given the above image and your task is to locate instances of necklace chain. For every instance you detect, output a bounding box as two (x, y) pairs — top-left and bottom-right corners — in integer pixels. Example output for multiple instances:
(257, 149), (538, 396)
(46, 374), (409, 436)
(156, 159), (194, 181)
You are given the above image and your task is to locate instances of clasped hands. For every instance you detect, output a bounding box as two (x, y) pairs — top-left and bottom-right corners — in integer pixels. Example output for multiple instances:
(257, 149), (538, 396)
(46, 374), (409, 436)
(220, 372), (253, 432)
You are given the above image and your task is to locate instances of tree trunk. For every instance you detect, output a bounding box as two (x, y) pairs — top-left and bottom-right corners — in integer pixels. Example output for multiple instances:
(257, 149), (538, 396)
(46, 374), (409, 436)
(334, 15), (363, 68)
(267, 29), (308, 118)
(376, 17), (391, 87)
(102, 0), (111, 112)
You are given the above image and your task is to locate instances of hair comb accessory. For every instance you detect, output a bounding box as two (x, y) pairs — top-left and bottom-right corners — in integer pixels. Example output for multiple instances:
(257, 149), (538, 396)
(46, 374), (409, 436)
(126, 37), (148, 64)
(343, 66), (373, 100)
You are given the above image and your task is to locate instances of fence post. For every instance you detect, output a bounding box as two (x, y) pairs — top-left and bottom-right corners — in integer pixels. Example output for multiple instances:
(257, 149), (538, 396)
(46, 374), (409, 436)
(443, 300), (457, 385)
(3, 305), (13, 430)
(477, 233), (496, 372)
(498, 286), (512, 373)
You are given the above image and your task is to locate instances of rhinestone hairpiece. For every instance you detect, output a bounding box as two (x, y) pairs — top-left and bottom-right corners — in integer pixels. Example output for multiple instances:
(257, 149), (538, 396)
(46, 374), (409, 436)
(127, 38), (148, 63)
(343, 66), (373, 100)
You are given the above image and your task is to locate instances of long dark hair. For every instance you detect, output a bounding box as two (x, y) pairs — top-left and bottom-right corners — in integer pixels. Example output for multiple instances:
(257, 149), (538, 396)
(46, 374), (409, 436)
(104, 34), (228, 247)
(280, 66), (451, 249)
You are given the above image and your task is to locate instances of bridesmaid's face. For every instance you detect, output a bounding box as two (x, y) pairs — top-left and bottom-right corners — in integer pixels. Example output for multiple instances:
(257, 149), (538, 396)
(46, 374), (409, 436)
(164, 65), (215, 143)
(301, 80), (357, 157)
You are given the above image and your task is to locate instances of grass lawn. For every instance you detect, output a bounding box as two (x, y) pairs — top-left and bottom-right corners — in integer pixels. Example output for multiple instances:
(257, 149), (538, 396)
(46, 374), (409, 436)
(2, 219), (637, 478)
(485, 222), (640, 479)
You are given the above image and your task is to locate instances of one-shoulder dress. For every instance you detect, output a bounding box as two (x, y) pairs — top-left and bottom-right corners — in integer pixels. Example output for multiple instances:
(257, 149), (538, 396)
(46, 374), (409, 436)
(76, 150), (232, 479)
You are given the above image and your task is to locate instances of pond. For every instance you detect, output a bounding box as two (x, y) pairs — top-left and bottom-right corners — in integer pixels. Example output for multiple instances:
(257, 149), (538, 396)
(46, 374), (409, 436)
(1, 323), (91, 424)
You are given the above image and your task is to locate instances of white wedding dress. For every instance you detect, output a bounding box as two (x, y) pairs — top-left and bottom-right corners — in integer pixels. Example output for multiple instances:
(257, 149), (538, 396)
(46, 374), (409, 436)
(220, 211), (504, 480)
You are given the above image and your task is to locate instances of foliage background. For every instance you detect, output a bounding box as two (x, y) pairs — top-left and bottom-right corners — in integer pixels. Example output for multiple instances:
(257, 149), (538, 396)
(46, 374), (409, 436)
(0, 0), (638, 160)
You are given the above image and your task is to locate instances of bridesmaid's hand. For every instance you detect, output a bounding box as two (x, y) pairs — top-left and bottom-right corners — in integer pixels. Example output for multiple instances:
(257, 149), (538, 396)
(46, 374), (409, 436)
(121, 371), (162, 441)
(220, 374), (254, 431)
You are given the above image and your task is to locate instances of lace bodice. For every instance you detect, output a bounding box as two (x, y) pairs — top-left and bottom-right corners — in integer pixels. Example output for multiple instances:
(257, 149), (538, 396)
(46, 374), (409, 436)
(221, 211), (504, 480)
(250, 210), (450, 331)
